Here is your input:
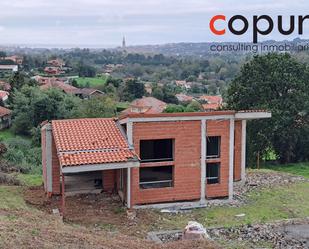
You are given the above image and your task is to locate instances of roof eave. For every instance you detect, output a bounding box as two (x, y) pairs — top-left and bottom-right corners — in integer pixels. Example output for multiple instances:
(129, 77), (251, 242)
(61, 160), (140, 173)
(235, 111), (272, 120)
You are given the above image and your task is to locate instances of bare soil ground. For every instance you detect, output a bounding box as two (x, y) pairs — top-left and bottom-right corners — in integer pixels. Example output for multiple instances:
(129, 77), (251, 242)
(0, 209), (219, 249)
(23, 187), (161, 237)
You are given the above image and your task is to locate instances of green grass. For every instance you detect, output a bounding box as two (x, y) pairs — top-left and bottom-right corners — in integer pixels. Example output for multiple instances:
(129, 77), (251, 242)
(76, 76), (107, 88)
(0, 128), (31, 142)
(116, 102), (130, 112)
(16, 174), (43, 187)
(0, 186), (28, 210)
(156, 181), (309, 230)
(261, 162), (309, 178)
(0, 129), (15, 141)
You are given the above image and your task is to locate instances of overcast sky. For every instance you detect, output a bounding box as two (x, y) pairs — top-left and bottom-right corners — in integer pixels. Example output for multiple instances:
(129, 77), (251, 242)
(0, 0), (308, 47)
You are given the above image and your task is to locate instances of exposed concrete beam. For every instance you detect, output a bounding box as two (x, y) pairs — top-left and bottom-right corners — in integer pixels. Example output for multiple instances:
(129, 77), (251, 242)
(126, 121), (133, 145)
(200, 119), (206, 204)
(235, 112), (271, 120)
(61, 161), (140, 173)
(119, 115), (235, 124)
(127, 168), (131, 209)
(45, 123), (53, 193)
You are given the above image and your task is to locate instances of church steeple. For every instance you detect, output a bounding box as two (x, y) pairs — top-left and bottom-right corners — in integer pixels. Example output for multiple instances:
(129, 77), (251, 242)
(122, 36), (126, 49)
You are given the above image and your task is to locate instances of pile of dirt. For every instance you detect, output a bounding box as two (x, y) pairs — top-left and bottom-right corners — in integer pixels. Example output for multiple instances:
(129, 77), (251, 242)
(23, 186), (60, 212)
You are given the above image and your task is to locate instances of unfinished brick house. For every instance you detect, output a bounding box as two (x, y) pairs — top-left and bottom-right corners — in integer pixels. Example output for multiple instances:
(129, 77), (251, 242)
(41, 110), (271, 209)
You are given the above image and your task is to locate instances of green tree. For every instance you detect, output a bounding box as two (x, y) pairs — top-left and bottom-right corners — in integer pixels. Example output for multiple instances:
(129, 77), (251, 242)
(11, 86), (81, 135)
(227, 53), (309, 164)
(120, 79), (145, 101)
(164, 104), (185, 113)
(72, 96), (116, 118)
(184, 101), (203, 112)
(9, 72), (37, 91)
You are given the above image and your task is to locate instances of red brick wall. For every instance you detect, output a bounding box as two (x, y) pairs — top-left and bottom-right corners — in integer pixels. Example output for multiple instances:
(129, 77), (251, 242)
(131, 121), (201, 206)
(205, 120), (230, 198)
(51, 135), (61, 194)
(234, 121), (242, 181)
(102, 170), (116, 192)
(41, 128), (47, 192)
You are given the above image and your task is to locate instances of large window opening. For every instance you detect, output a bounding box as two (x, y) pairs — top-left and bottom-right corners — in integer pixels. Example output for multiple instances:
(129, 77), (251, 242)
(207, 136), (221, 159)
(206, 163), (220, 184)
(140, 139), (174, 162)
(139, 166), (173, 189)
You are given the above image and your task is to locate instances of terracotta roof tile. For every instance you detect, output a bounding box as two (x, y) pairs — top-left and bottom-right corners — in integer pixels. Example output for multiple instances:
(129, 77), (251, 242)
(0, 106), (11, 117)
(52, 118), (138, 167)
(122, 97), (167, 115)
(59, 149), (136, 167)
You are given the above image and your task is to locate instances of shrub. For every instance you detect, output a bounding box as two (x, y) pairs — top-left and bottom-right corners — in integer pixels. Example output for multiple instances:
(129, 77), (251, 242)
(2, 137), (41, 174)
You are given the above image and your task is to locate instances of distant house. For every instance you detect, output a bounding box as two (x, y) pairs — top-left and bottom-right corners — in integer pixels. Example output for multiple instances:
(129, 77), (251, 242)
(4, 55), (23, 65)
(47, 59), (65, 68)
(0, 91), (9, 103)
(39, 79), (80, 95)
(0, 106), (11, 130)
(44, 67), (63, 75)
(144, 83), (152, 94)
(199, 95), (223, 111)
(0, 65), (18, 73)
(175, 93), (193, 103)
(122, 97), (167, 115)
(79, 88), (105, 99)
(0, 81), (11, 91)
(175, 80), (186, 87)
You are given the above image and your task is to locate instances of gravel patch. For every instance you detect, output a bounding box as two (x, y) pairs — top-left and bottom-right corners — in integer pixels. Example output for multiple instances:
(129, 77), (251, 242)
(209, 218), (309, 249)
(148, 218), (309, 248)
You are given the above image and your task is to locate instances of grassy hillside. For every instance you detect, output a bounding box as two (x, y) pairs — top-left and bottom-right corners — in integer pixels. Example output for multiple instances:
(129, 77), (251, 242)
(261, 162), (309, 178)
(76, 76), (108, 88)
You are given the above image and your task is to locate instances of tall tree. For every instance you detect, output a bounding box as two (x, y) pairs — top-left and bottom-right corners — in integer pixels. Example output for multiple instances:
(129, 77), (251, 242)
(227, 53), (309, 164)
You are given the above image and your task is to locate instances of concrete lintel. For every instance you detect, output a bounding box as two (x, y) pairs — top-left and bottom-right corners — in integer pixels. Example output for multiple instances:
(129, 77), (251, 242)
(120, 115), (234, 124)
(61, 161), (140, 173)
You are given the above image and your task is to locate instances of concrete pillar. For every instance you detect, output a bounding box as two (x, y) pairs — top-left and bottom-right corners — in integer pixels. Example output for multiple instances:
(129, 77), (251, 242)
(127, 168), (131, 208)
(241, 120), (247, 184)
(45, 123), (53, 194)
(126, 121), (133, 145)
(61, 173), (65, 216)
(200, 119), (206, 204)
(126, 121), (133, 209)
(229, 118), (235, 200)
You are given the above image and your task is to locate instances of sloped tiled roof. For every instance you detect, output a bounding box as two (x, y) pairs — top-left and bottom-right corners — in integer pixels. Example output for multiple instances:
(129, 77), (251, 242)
(40, 80), (80, 94)
(0, 106), (11, 117)
(0, 81), (11, 91)
(199, 95), (223, 110)
(122, 97), (167, 115)
(52, 118), (138, 167)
